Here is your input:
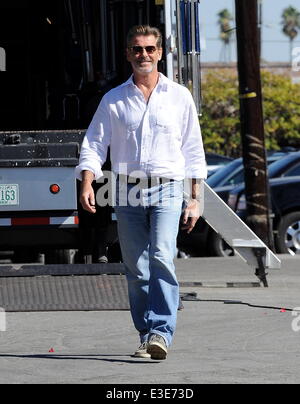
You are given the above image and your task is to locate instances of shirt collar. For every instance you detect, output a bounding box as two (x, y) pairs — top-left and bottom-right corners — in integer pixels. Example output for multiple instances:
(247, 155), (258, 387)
(121, 73), (167, 89)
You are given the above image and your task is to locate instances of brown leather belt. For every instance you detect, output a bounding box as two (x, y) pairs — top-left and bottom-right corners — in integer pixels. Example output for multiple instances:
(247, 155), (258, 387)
(117, 174), (175, 188)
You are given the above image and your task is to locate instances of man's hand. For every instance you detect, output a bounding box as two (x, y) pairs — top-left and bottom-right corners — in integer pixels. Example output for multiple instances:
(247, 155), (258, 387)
(181, 199), (201, 234)
(80, 171), (96, 214)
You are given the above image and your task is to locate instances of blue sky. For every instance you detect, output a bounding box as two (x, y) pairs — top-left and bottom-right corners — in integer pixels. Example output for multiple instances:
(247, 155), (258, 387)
(200, 0), (300, 62)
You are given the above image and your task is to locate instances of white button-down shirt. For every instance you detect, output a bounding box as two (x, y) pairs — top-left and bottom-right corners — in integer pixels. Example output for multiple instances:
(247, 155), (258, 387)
(75, 73), (207, 181)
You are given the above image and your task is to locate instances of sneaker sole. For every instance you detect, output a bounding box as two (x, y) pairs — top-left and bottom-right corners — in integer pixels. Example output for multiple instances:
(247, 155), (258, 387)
(132, 352), (151, 358)
(147, 343), (167, 360)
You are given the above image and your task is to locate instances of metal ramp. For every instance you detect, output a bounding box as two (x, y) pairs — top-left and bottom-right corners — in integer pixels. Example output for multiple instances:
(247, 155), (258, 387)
(203, 183), (281, 286)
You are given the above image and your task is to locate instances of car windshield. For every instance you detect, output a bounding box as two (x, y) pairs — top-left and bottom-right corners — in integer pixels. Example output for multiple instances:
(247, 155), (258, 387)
(206, 159), (242, 187)
(268, 153), (300, 178)
(206, 155), (286, 188)
(206, 154), (232, 166)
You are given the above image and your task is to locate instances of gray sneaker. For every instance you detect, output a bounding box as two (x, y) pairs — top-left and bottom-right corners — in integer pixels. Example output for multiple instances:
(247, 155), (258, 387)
(132, 342), (151, 358)
(147, 334), (168, 360)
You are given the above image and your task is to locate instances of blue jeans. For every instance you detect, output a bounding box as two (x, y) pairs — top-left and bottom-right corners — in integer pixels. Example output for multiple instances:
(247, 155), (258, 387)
(114, 180), (184, 347)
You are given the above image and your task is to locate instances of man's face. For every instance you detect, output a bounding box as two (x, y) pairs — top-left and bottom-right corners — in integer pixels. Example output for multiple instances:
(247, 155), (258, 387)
(127, 35), (162, 75)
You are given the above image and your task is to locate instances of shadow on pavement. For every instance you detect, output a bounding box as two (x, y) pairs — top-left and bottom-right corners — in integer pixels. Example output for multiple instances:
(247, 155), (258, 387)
(182, 295), (293, 312)
(0, 353), (159, 364)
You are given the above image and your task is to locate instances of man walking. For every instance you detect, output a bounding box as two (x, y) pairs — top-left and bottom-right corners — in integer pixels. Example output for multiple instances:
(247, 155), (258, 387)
(76, 25), (207, 360)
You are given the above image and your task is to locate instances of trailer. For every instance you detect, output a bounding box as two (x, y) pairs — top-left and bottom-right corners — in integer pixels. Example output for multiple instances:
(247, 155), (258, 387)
(0, 0), (166, 263)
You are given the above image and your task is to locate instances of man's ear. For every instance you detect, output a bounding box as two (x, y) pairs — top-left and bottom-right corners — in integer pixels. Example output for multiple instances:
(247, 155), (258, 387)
(158, 48), (163, 61)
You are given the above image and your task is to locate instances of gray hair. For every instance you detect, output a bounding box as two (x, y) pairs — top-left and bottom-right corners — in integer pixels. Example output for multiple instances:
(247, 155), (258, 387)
(127, 25), (163, 48)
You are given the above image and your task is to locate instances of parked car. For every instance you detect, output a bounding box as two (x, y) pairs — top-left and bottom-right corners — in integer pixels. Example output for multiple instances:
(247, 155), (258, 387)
(205, 152), (233, 176)
(228, 151), (300, 212)
(177, 152), (299, 257)
(229, 176), (300, 255)
(212, 152), (300, 256)
(206, 153), (286, 203)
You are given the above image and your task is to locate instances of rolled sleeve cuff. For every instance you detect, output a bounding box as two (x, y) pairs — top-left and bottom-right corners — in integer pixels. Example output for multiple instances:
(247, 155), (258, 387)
(75, 163), (103, 182)
(185, 165), (208, 180)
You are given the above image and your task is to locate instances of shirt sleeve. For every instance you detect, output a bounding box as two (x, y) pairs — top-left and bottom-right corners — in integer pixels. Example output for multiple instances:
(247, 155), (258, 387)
(181, 91), (207, 179)
(75, 95), (112, 181)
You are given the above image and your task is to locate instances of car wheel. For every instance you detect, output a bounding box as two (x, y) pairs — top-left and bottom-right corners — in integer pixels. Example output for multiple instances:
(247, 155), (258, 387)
(208, 231), (235, 257)
(276, 212), (300, 255)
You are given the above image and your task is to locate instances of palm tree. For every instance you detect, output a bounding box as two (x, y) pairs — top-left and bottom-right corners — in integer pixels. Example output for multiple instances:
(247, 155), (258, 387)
(217, 9), (234, 63)
(281, 6), (300, 63)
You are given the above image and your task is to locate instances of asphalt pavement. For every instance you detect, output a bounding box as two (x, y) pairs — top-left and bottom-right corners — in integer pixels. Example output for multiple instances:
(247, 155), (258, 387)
(0, 255), (299, 385)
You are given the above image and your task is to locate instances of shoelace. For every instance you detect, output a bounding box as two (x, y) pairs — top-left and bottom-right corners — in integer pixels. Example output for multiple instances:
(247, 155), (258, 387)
(139, 342), (148, 350)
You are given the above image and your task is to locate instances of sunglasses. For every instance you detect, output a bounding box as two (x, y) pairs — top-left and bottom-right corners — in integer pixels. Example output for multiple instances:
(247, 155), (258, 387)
(129, 46), (158, 55)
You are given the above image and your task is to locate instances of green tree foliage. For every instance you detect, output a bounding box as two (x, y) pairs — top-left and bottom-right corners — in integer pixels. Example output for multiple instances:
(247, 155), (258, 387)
(200, 70), (300, 157)
(282, 6), (300, 39)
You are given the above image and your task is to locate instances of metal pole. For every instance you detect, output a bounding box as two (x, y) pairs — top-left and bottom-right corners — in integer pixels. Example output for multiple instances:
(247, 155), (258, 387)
(164, 0), (174, 80)
(191, 0), (201, 113)
(175, 0), (184, 84)
(99, 0), (107, 78)
(109, 3), (116, 74)
(258, 0), (263, 60)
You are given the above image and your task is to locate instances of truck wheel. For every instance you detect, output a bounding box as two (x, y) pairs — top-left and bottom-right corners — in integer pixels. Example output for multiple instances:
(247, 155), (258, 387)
(44, 249), (75, 264)
(276, 212), (300, 255)
(208, 231), (235, 257)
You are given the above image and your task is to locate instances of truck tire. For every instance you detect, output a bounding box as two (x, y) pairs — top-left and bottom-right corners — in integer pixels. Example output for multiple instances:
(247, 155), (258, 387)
(208, 231), (235, 257)
(276, 212), (300, 255)
(44, 249), (75, 265)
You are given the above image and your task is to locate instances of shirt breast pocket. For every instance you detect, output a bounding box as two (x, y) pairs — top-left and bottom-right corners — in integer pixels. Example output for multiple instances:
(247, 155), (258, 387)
(156, 113), (174, 133)
(153, 115), (181, 162)
(156, 108), (181, 138)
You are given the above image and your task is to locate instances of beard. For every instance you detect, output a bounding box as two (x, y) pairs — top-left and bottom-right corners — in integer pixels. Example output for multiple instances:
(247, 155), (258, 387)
(132, 59), (158, 74)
